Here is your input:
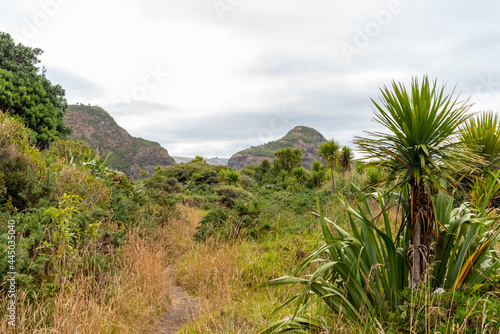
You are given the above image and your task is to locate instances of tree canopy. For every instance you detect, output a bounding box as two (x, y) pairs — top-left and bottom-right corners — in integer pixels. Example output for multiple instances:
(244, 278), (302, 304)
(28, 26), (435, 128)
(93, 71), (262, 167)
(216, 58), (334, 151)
(317, 139), (341, 193)
(0, 32), (71, 147)
(273, 147), (302, 173)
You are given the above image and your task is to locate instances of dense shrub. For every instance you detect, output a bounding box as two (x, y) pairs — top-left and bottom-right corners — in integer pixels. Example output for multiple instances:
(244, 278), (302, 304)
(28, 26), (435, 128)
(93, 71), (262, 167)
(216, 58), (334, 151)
(46, 140), (97, 165)
(193, 208), (230, 242)
(214, 185), (252, 209)
(145, 174), (183, 193)
(0, 147), (33, 210)
(218, 168), (240, 186)
(51, 162), (111, 209)
(151, 161), (225, 186)
(0, 113), (49, 211)
(387, 289), (500, 333)
(193, 185), (265, 242)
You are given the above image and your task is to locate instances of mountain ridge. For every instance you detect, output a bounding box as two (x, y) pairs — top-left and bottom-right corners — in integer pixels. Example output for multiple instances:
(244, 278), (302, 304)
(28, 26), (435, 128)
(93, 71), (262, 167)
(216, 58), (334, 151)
(64, 104), (176, 177)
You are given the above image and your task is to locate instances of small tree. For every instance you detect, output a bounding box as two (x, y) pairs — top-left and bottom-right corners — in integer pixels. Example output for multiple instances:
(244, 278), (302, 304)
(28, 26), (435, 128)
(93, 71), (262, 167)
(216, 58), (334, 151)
(0, 32), (71, 147)
(460, 111), (500, 206)
(274, 147), (302, 174)
(309, 160), (326, 188)
(317, 140), (341, 193)
(355, 76), (477, 288)
(339, 146), (354, 172)
(191, 156), (205, 163)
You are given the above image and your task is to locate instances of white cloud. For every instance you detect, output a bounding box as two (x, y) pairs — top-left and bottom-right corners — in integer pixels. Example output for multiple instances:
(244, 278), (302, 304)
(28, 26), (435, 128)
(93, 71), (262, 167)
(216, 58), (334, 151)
(1, 0), (500, 157)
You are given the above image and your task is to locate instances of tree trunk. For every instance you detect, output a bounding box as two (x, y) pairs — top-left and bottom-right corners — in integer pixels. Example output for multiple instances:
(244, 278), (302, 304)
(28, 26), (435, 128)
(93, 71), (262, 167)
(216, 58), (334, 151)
(331, 166), (336, 194)
(409, 183), (433, 289)
(411, 220), (422, 289)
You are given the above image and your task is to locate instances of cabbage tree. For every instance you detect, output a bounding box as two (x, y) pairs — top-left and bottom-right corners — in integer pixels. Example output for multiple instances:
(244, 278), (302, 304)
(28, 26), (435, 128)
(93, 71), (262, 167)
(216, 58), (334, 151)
(355, 76), (478, 288)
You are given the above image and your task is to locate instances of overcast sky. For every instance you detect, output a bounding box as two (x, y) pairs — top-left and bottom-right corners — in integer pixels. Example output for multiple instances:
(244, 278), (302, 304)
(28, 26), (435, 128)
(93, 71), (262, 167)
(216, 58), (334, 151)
(1, 0), (500, 158)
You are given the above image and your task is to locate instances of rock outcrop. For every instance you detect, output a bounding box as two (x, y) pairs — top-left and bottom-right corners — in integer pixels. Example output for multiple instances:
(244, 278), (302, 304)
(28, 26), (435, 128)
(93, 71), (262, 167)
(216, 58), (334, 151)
(65, 104), (175, 178)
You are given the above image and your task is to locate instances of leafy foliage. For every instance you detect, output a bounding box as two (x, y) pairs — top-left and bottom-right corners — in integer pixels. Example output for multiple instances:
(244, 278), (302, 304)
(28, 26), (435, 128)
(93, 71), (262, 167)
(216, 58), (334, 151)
(460, 111), (500, 206)
(339, 145), (354, 172)
(273, 147), (302, 173)
(218, 168), (240, 186)
(0, 32), (71, 147)
(148, 161), (225, 186)
(355, 75), (479, 287)
(263, 187), (500, 332)
(460, 111), (500, 171)
(355, 76), (476, 190)
(317, 139), (341, 193)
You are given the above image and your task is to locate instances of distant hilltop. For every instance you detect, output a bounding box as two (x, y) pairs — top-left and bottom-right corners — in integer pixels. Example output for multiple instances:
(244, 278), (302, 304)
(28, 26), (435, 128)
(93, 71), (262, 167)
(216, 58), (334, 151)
(173, 156), (229, 166)
(65, 104), (176, 178)
(228, 126), (327, 170)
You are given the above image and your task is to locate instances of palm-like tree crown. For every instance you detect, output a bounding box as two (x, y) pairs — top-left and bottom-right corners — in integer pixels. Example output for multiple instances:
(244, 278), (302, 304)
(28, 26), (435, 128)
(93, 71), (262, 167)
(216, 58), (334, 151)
(317, 140), (341, 167)
(318, 139), (341, 193)
(460, 111), (500, 171)
(355, 76), (479, 288)
(340, 146), (354, 172)
(355, 76), (475, 189)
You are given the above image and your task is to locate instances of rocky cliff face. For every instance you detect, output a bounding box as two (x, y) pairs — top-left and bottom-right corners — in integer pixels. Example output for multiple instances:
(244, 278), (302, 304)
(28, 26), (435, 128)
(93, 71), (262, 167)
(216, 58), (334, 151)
(228, 126), (327, 170)
(65, 105), (176, 177)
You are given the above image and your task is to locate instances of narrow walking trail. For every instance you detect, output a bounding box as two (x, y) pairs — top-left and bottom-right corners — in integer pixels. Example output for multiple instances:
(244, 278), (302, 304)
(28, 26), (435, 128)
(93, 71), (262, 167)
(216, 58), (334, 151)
(156, 268), (197, 334)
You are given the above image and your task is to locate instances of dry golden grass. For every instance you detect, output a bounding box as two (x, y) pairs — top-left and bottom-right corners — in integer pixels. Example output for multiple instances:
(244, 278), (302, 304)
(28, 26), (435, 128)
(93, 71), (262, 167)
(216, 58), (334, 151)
(0, 204), (202, 334)
(173, 232), (322, 333)
(175, 241), (254, 333)
(176, 242), (240, 305)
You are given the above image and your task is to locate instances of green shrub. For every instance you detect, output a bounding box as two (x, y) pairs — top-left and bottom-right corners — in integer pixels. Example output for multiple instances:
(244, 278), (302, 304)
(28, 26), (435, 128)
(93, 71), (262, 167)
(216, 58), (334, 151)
(150, 162), (225, 186)
(0, 147), (32, 210)
(218, 168), (240, 186)
(215, 185), (252, 209)
(239, 173), (257, 189)
(193, 208), (231, 242)
(144, 173), (182, 193)
(50, 161), (111, 210)
(365, 164), (384, 188)
(387, 289), (500, 333)
(0, 113), (49, 211)
(46, 140), (97, 165)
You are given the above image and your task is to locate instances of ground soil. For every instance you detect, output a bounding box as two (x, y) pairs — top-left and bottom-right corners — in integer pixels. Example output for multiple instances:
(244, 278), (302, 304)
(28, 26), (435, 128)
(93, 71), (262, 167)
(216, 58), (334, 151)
(156, 268), (197, 334)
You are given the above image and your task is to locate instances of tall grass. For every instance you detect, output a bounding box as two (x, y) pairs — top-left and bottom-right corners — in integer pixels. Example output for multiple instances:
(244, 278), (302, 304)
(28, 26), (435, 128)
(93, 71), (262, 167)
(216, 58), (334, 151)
(0, 204), (200, 333)
(175, 231), (321, 333)
(262, 187), (500, 333)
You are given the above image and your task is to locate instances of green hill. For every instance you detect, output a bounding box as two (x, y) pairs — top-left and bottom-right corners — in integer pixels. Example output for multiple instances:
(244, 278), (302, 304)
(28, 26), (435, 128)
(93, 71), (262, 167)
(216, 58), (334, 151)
(65, 104), (176, 177)
(228, 126), (327, 170)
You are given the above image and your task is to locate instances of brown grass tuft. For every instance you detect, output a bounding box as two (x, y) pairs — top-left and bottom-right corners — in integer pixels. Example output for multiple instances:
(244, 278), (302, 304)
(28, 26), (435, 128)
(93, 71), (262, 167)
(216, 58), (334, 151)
(0, 205), (206, 333)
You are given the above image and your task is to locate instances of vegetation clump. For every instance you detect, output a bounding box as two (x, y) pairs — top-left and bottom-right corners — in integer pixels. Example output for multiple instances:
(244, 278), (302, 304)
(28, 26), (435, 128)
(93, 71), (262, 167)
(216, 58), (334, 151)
(0, 33), (71, 147)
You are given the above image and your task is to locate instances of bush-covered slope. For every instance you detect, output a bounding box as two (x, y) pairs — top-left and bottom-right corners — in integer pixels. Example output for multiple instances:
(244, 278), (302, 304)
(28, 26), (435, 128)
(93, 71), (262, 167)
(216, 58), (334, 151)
(228, 126), (327, 170)
(65, 104), (175, 177)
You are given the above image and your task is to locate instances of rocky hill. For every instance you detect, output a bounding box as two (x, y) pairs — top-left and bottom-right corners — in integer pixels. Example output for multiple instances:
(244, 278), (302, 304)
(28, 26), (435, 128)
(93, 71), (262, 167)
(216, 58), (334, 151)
(228, 126), (327, 170)
(65, 104), (176, 177)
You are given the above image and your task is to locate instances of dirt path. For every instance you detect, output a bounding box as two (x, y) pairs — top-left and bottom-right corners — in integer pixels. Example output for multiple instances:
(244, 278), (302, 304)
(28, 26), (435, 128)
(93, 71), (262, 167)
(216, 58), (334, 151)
(156, 267), (197, 334)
